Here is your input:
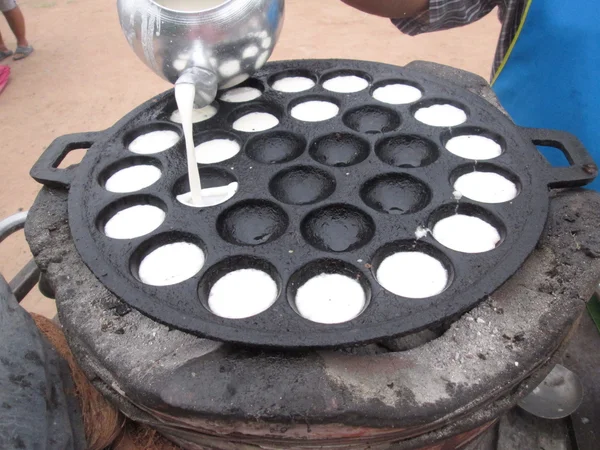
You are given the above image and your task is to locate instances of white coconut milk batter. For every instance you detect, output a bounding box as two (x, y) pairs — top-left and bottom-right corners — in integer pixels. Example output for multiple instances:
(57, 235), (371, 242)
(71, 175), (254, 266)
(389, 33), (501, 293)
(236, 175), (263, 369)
(153, 0), (227, 12)
(220, 86), (262, 103)
(295, 273), (366, 324)
(445, 135), (502, 160)
(323, 75), (369, 93)
(175, 82), (203, 204)
(128, 130), (179, 155)
(454, 171), (518, 203)
(232, 112), (279, 132)
(105, 165), (161, 193)
(372, 83), (422, 104)
(138, 242), (205, 286)
(415, 104), (467, 127)
(170, 105), (217, 124)
(177, 182), (238, 207)
(208, 269), (278, 319)
(433, 214), (501, 253)
(104, 205), (166, 240)
(291, 101), (339, 122)
(376, 252), (448, 299)
(272, 77), (315, 93)
(195, 138), (241, 163)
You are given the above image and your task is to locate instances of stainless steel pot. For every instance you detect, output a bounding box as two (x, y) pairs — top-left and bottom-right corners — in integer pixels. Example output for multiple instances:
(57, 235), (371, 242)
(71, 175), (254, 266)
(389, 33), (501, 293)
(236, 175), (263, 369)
(117, 0), (285, 106)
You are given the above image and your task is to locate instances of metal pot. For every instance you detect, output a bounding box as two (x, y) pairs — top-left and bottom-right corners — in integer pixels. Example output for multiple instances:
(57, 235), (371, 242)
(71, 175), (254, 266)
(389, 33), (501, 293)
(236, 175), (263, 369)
(117, 0), (285, 105)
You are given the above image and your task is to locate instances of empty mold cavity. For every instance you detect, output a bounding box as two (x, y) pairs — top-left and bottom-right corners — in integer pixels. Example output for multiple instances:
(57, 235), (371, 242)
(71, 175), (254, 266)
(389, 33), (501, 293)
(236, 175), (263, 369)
(220, 79), (264, 103)
(343, 105), (400, 134)
(301, 204), (375, 252)
(309, 133), (370, 167)
(413, 101), (467, 127)
(360, 173), (431, 214)
(100, 157), (162, 193)
(170, 104), (218, 124)
(99, 195), (166, 240)
(132, 233), (205, 287)
(174, 167), (238, 208)
(200, 257), (280, 320)
(246, 131), (305, 164)
(322, 71), (370, 93)
(443, 127), (504, 160)
(269, 70), (317, 93)
(376, 134), (439, 168)
(193, 131), (242, 164)
(126, 123), (181, 155)
(288, 259), (370, 324)
(373, 241), (451, 299)
(371, 80), (422, 105)
(217, 200), (288, 246)
(430, 204), (505, 254)
(230, 105), (280, 132)
(452, 164), (520, 204)
(269, 166), (336, 205)
(290, 97), (340, 122)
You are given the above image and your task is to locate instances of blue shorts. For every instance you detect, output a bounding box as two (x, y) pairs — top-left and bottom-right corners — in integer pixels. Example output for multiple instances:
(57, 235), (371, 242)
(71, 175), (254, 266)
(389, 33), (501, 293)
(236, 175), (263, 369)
(0, 0), (17, 12)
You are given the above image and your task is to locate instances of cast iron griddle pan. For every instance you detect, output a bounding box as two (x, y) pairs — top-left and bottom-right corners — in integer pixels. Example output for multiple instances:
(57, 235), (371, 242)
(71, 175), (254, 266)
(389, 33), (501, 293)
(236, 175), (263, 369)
(31, 59), (597, 348)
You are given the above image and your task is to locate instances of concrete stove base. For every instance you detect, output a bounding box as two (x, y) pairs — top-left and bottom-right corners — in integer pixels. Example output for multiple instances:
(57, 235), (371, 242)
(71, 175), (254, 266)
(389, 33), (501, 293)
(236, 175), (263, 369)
(25, 62), (600, 449)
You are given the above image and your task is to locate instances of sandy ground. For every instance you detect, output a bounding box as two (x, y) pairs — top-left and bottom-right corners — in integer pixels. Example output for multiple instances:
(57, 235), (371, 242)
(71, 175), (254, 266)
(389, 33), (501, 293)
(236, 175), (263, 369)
(0, 0), (500, 317)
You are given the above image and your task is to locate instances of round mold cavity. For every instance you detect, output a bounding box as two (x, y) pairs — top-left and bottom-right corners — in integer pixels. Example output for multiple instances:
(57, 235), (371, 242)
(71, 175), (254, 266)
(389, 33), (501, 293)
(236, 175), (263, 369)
(301, 204), (375, 252)
(372, 240), (453, 299)
(371, 80), (423, 105)
(199, 256), (281, 320)
(269, 166), (336, 205)
(99, 157), (162, 193)
(375, 134), (439, 168)
(170, 103), (218, 124)
(442, 127), (505, 160)
(290, 96), (340, 122)
(321, 70), (371, 93)
(219, 78), (264, 103)
(451, 163), (520, 204)
(97, 195), (166, 240)
(429, 203), (506, 254)
(193, 130), (242, 164)
(246, 131), (305, 164)
(309, 133), (370, 167)
(173, 167), (238, 208)
(125, 122), (181, 155)
(412, 100), (468, 127)
(287, 259), (371, 325)
(229, 104), (281, 133)
(343, 105), (400, 134)
(217, 200), (289, 246)
(131, 232), (206, 287)
(360, 173), (431, 215)
(269, 69), (317, 93)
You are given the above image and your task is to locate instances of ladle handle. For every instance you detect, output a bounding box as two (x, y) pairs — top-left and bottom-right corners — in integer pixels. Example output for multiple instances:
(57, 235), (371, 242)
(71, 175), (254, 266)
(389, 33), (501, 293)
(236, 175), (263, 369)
(30, 132), (101, 189)
(522, 127), (598, 189)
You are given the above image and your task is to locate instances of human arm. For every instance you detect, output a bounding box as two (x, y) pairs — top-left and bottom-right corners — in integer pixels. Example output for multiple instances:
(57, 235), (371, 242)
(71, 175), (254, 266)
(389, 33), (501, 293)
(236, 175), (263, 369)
(339, 0), (429, 19)
(340, 0), (500, 36)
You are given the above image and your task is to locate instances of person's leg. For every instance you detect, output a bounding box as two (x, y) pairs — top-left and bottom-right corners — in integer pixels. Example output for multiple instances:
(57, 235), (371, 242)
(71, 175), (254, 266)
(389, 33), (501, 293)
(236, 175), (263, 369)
(0, 0), (16, 56)
(3, 5), (28, 47)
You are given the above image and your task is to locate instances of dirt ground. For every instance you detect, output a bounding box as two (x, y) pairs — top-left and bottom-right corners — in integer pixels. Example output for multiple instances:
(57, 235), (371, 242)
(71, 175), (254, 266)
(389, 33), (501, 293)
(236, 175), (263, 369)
(0, 0), (500, 317)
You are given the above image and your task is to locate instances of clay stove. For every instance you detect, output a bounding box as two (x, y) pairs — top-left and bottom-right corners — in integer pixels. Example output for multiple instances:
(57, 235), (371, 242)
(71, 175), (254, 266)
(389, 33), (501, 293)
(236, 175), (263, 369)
(25, 61), (600, 449)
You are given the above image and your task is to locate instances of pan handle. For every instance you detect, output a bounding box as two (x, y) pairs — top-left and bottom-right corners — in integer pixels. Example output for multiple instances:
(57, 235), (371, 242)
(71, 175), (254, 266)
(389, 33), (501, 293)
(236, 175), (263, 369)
(30, 131), (102, 189)
(521, 127), (598, 189)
